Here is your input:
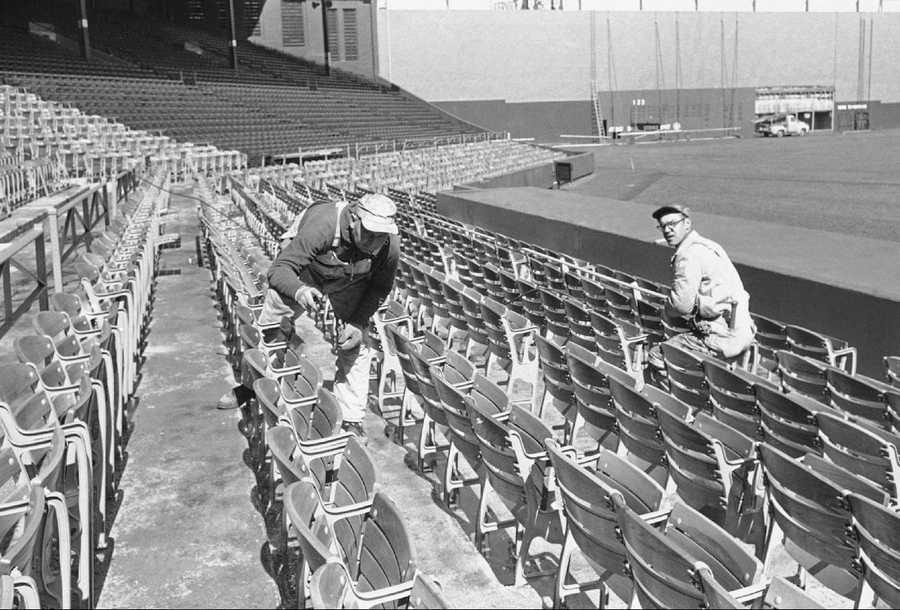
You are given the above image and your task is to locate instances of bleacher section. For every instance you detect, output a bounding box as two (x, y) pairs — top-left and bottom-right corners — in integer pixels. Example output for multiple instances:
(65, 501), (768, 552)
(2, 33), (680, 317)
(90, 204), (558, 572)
(0, 167), (172, 608)
(0, 15), (486, 163)
(217, 166), (900, 608)
(272, 139), (565, 194)
(1, 84), (245, 180)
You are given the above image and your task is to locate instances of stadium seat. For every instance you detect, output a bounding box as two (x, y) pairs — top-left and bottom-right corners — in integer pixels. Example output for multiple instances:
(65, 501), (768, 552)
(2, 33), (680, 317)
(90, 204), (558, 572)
(407, 572), (449, 609)
(614, 495), (765, 610)
(406, 336), (474, 473)
(659, 341), (710, 411)
(589, 311), (647, 382)
(537, 288), (570, 344)
(846, 492), (900, 609)
(703, 358), (773, 438)
(562, 298), (597, 350)
(546, 441), (667, 608)
(755, 383), (828, 458)
(775, 349), (832, 402)
(479, 297), (539, 400)
(429, 368), (482, 508)
(607, 376), (683, 487)
(886, 356), (900, 388)
(757, 444), (886, 595)
(695, 572), (823, 609)
(467, 401), (561, 587)
(306, 490), (417, 609)
(785, 324), (857, 374)
(533, 335), (574, 424)
(825, 367), (895, 428)
(655, 403), (757, 530)
(815, 411), (900, 503)
(565, 342), (633, 453)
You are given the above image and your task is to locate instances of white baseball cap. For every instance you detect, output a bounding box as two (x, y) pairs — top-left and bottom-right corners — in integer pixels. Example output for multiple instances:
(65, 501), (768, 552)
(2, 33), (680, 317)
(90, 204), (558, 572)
(356, 194), (398, 235)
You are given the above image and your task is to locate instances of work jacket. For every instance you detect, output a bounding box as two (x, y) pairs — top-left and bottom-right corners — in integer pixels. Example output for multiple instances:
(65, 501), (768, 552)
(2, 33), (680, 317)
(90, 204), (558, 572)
(267, 202), (400, 327)
(667, 229), (753, 342)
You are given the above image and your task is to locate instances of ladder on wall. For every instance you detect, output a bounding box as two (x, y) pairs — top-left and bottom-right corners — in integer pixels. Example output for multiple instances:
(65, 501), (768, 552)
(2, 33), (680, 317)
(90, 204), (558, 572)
(590, 81), (606, 138)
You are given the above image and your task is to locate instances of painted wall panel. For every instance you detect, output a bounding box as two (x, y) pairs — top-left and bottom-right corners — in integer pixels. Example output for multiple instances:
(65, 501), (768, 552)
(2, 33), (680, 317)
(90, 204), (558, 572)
(434, 99), (592, 139)
(251, 0), (378, 79)
(434, 87), (756, 140)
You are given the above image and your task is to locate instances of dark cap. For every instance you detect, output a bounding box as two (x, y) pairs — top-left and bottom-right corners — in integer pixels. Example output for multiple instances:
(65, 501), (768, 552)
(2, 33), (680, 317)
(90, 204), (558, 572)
(652, 204), (691, 221)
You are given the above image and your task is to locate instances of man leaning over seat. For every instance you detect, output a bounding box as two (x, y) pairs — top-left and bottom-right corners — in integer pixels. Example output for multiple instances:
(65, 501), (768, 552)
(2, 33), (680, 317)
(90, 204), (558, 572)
(256, 193), (400, 440)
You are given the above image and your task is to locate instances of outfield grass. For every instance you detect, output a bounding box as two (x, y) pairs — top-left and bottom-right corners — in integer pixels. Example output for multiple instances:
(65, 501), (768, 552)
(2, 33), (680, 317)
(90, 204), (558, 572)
(569, 130), (900, 243)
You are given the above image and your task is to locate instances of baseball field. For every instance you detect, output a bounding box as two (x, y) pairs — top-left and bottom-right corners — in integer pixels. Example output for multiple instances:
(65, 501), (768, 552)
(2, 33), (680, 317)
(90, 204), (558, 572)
(569, 130), (900, 244)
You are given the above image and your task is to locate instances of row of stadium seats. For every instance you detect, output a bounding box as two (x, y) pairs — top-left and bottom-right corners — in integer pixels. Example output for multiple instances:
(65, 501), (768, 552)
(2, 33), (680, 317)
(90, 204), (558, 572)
(3, 71), (476, 162)
(245, 138), (565, 198)
(228, 168), (900, 607)
(0, 26), (154, 80)
(0, 169), (171, 608)
(196, 180), (450, 608)
(0, 155), (68, 219)
(2, 84), (246, 181)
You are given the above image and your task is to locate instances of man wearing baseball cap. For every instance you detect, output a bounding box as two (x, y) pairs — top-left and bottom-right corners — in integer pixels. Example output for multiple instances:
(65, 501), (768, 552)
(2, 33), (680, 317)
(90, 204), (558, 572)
(652, 204), (755, 361)
(256, 193), (400, 438)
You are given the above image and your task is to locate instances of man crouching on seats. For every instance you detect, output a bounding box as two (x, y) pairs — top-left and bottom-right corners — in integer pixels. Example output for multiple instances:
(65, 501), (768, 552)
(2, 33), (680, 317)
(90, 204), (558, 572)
(258, 193), (400, 439)
(652, 204), (755, 364)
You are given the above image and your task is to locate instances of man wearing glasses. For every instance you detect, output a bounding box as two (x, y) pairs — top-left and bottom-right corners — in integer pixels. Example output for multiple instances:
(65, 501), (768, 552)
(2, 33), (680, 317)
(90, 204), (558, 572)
(653, 204), (755, 360)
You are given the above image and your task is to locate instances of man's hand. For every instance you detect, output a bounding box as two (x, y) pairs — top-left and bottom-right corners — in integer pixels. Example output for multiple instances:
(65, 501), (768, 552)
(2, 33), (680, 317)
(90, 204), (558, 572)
(337, 323), (364, 351)
(294, 286), (323, 312)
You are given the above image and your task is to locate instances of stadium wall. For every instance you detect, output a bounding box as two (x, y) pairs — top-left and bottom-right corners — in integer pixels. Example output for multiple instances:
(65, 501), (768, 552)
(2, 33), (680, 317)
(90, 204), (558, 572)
(433, 88), (756, 141)
(870, 101), (900, 127)
(378, 10), (900, 138)
(433, 99), (591, 141)
(251, 0), (378, 79)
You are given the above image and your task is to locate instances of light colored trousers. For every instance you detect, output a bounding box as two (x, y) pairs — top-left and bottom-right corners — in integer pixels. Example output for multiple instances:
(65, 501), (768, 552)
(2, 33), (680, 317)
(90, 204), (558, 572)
(257, 287), (370, 424)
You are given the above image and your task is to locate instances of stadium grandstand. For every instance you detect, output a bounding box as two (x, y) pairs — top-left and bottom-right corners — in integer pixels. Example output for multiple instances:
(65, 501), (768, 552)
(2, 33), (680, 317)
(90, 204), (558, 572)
(0, 0), (899, 608)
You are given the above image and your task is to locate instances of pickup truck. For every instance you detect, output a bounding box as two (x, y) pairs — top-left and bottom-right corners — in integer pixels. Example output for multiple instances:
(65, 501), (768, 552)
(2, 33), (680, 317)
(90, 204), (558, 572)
(755, 113), (810, 137)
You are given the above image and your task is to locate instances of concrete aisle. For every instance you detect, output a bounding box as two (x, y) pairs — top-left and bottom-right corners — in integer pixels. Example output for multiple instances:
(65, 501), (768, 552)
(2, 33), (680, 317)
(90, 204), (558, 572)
(97, 187), (280, 608)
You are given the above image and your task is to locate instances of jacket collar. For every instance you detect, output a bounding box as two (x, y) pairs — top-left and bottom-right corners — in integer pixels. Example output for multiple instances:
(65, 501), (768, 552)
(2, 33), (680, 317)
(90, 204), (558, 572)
(674, 229), (699, 257)
(670, 229), (699, 264)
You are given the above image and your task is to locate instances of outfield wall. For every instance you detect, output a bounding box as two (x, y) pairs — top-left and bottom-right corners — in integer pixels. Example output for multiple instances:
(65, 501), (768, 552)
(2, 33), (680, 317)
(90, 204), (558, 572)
(434, 87), (758, 141)
(379, 10), (900, 138)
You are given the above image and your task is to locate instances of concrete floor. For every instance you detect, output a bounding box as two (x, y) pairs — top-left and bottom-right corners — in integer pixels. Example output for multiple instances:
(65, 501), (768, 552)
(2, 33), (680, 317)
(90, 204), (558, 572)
(96, 188), (280, 608)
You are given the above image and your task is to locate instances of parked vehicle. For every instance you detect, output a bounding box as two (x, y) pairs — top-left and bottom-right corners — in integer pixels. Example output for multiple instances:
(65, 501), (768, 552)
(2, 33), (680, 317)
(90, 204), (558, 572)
(755, 113), (810, 137)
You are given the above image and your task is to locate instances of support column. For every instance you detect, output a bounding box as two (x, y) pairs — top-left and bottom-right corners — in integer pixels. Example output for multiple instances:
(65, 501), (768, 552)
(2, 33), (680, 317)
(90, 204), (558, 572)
(321, 0), (331, 76)
(35, 230), (48, 309)
(227, 0), (239, 70)
(78, 0), (92, 60)
(45, 214), (63, 294)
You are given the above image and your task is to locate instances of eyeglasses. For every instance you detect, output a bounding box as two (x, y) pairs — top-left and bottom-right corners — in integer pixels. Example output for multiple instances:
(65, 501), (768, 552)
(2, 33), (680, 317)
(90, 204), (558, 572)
(657, 216), (686, 231)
